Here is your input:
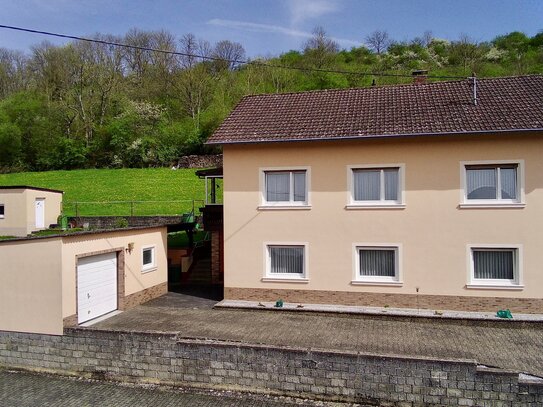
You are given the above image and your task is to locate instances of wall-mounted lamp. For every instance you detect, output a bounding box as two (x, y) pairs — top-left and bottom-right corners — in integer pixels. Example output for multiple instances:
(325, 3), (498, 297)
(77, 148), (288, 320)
(126, 242), (135, 254)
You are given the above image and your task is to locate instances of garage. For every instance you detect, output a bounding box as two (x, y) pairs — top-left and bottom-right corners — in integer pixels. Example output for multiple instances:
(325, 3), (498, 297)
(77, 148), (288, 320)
(77, 252), (118, 324)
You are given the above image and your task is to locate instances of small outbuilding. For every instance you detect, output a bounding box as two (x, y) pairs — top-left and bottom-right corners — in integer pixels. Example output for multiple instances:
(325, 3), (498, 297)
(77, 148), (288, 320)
(0, 186), (63, 237)
(0, 226), (168, 335)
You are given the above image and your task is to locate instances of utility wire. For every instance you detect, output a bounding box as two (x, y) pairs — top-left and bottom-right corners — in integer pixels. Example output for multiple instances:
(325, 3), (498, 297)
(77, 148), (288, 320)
(0, 24), (467, 80)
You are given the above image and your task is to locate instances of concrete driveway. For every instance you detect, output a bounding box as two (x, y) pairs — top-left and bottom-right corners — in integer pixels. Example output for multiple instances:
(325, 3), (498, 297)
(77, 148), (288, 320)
(89, 293), (543, 378)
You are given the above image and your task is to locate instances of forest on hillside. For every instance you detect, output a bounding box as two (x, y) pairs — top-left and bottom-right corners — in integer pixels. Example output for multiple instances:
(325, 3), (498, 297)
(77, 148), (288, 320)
(0, 28), (542, 172)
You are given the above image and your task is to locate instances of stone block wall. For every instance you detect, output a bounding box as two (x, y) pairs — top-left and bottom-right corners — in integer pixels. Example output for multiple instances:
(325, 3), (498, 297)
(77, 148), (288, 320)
(0, 329), (542, 406)
(177, 155), (222, 169)
(69, 216), (185, 229)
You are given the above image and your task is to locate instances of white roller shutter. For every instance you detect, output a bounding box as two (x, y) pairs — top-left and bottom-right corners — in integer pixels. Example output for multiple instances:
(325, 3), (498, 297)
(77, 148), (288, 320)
(77, 252), (118, 324)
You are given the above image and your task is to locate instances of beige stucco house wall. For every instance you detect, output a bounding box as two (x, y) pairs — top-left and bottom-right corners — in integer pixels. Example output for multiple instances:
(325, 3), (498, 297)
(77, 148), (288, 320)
(222, 132), (543, 313)
(0, 226), (167, 335)
(0, 187), (63, 237)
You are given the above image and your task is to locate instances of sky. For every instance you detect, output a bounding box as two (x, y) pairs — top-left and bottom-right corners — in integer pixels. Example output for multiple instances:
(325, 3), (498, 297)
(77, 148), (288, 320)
(0, 0), (541, 57)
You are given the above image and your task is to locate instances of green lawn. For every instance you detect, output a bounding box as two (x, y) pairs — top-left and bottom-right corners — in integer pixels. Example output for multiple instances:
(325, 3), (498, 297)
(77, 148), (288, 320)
(0, 169), (206, 216)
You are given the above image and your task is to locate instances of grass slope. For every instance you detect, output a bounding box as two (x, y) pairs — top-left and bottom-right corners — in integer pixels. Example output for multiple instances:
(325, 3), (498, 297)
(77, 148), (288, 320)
(0, 169), (205, 216)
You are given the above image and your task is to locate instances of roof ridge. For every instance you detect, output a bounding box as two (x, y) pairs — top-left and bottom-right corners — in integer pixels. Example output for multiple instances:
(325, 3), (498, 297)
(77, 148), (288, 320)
(238, 74), (543, 100)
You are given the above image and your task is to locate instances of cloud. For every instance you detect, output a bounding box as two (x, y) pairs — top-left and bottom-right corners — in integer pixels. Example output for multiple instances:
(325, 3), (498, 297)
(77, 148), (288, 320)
(286, 0), (339, 24)
(207, 19), (360, 47)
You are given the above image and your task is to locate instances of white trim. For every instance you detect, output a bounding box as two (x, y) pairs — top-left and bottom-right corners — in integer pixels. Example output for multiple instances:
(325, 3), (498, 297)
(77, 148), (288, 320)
(345, 204), (406, 210)
(259, 166), (311, 209)
(466, 244), (523, 289)
(347, 164), (405, 207)
(0, 203), (4, 218)
(141, 245), (157, 273)
(257, 205), (312, 211)
(459, 160), (525, 206)
(263, 242), (308, 281)
(352, 243), (403, 284)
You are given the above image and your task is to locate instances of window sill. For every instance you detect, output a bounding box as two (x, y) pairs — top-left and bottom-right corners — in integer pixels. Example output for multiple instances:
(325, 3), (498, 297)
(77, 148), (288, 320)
(141, 266), (157, 274)
(262, 277), (309, 283)
(466, 284), (524, 291)
(258, 205), (312, 211)
(459, 203), (525, 209)
(351, 280), (403, 287)
(345, 204), (405, 210)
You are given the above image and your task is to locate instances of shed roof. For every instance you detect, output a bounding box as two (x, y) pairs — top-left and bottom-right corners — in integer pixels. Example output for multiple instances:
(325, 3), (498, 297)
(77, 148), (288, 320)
(206, 75), (543, 145)
(0, 186), (64, 194)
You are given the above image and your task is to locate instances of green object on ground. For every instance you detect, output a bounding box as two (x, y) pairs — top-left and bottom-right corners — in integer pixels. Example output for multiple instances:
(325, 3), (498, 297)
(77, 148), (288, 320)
(59, 215), (68, 230)
(496, 309), (513, 319)
(275, 299), (284, 308)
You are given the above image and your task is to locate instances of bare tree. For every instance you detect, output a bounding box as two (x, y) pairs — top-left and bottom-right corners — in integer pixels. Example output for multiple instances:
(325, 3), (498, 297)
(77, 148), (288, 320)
(212, 40), (246, 71)
(303, 26), (339, 68)
(0, 48), (28, 97)
(365, 30), (391, 54)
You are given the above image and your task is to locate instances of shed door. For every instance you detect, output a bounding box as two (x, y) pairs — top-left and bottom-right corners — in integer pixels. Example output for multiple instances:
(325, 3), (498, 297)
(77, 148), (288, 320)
(77, 252), (117, 324)
(35, 198), (45, 229)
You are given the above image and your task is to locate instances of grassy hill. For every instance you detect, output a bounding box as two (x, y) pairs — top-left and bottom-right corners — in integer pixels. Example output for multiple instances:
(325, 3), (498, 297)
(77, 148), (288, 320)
(0, 169), (205, 216)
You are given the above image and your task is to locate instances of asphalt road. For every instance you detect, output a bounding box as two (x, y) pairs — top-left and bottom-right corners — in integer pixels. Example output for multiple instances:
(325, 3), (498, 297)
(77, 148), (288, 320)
(0, 370), (361, 407)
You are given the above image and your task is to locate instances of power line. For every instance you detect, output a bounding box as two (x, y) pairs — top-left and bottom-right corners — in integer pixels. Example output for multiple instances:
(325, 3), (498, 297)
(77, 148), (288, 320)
(0, 24), (467, 80)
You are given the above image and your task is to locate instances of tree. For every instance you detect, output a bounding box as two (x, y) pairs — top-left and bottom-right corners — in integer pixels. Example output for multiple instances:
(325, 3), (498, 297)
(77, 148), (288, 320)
(449, 34), (484, 73)
(365, 30), (391, 55)
(212, 40), (245, 71)
(303, 26), (339, 68)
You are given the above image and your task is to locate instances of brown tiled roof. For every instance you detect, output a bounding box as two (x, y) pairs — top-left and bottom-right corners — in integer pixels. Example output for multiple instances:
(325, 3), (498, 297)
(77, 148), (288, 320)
(206, 75), (543, 144)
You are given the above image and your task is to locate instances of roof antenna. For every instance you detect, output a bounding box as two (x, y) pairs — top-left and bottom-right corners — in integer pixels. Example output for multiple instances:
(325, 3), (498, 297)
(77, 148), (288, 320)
(469, 72), (477, 106)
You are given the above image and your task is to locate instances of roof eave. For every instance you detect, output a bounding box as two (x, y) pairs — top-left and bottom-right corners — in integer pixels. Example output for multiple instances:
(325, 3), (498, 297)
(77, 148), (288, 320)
(205, 128), (543, 146)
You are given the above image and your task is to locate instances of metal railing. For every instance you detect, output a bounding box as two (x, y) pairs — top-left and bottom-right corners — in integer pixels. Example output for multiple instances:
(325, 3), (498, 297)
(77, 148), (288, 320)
(63, 199), (205, 217)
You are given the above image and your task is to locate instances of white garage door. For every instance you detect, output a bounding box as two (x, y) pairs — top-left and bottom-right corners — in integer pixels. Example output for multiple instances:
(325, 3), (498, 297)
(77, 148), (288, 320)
(77, 252), (118, 324)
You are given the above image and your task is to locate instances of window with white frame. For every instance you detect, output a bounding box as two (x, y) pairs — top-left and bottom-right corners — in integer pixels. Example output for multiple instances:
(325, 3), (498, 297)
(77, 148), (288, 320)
(142, 246), (156, 272)
(263, 169), (308, 206)
(0, 204), (4, 218)
(462, 162), (523, 205)
(349, 166), (403, 206)
(354, 246), (400, 283)
(265, 245), (306, 279)
(469, 247), (521, 287)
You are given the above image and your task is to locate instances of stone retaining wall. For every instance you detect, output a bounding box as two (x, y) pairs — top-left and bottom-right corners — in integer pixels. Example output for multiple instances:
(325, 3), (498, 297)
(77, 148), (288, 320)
(0, 329), (542, 406)
(177, 154), (222, 169)
(69, 216), (184, 229)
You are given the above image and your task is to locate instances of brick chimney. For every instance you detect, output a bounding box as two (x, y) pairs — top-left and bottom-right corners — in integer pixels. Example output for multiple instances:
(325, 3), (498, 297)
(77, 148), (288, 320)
(412, 70), (428, 85)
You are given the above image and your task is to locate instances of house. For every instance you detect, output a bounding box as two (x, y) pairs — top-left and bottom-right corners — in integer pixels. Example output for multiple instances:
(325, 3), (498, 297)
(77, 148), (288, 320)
(206, 74), (543, 314)
(0, 186), (63, 237)
(0, 226), (168, 335)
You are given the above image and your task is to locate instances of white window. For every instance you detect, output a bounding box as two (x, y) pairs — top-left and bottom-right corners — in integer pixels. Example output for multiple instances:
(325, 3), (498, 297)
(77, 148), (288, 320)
(468, 246), (522, 288)
(347, 164), (405, 208)
(460, 161), (524, 207)
(264, 244), (308, 281)
(0, 204), (4, 218)
(353, 245), (402, 285)
(142, 246), (156, 272)
(260, 167), (310, 208)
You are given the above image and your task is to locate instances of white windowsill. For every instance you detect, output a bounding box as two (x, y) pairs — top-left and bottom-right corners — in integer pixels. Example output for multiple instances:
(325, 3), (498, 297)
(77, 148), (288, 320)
(258, 205), (312, 211)
(261, 277), (309, 283)
(351, 280), (403, 287)
(459, 202), (525, 209)
(466, 284), (524, 291)
(346, 204), (405, 210)
(141, 266), (157, 274)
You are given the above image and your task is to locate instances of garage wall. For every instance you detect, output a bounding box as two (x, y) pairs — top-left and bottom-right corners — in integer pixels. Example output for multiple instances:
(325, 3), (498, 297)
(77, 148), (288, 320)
(0, 189), (28, 237)
(61, 227), (167, 320)
(24, 189), (63, 234)
(0, 238), (64, 335)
